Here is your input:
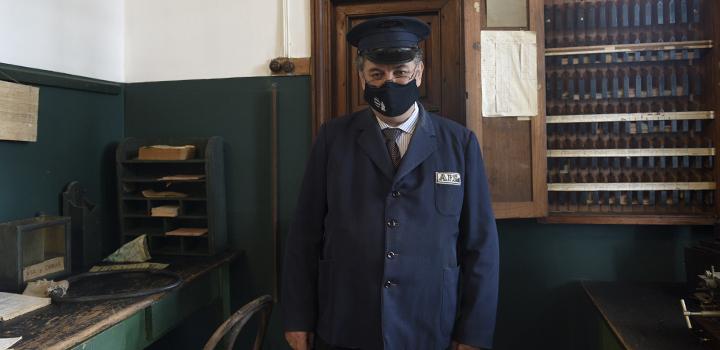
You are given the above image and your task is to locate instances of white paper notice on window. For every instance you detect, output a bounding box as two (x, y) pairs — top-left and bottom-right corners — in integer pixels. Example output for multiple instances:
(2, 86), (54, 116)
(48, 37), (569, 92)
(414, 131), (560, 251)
(481, 31), (538, 117)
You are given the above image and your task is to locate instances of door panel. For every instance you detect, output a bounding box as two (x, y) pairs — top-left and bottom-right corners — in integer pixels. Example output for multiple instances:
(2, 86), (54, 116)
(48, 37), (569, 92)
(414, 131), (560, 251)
(482, 118), (534, 203)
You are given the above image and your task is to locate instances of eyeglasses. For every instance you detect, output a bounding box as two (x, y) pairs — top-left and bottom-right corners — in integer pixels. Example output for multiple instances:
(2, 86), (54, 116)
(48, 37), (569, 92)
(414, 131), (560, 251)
(364, 65), (418, 86)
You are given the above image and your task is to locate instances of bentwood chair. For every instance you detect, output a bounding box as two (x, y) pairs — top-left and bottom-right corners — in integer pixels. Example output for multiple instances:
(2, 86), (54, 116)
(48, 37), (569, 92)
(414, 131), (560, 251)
(202, 295), (274, 350)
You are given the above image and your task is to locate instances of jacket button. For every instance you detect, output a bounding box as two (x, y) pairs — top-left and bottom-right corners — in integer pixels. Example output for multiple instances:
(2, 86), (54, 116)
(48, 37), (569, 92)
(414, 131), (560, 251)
(386, 251), (396, 259)
(391, 191), (401, 198)
(384, 280), (393, 288)
(386, 219), (399, 228)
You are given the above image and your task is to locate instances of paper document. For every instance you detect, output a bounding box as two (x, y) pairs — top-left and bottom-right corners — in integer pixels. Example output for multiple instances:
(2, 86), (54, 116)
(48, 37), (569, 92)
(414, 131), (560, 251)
(0, 80), (39, 142)
(165, 227), (208, 237)
(22, 256), (64, 282)
(0, 337), (21, 350)
(104, 235), (152, 263)
(151, 205), (179, 217)
(0, 292), (50, 321)
(481, 31), (538, 117)
(158, 175), (204, 181)
(90, 263), (168, 272)
(141, 189), (187, 198)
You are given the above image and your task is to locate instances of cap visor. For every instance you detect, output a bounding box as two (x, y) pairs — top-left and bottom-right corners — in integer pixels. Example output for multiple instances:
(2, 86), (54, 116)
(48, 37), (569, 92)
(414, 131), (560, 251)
(365, 50), (417, 64)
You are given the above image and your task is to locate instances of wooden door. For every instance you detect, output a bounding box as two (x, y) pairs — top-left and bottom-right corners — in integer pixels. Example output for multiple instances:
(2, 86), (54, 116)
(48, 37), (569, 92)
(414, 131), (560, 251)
(464, 0), (548, 218)
(312, 0), (464, 133)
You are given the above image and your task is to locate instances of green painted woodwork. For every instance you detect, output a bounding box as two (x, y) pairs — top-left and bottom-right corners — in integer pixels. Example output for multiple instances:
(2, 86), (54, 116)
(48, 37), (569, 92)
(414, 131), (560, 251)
(70, 311), (147, 350)
(125, 76), (311, 349)
(0, 67), (124, 262)
(598, 318), (624, 350)
(69, 267), (228, 350)
(0, 63), (121, 95)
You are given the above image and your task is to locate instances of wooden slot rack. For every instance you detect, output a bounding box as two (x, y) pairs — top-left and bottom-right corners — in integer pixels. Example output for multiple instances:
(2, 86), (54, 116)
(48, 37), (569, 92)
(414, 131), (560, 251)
(545, 40), (713, 56)
(115, 137), (227, 255)
(542, 0), (720, 224)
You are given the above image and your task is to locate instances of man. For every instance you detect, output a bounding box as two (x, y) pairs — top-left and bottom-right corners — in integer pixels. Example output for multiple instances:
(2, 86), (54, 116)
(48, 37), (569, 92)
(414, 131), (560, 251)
(282, 16), (499, 350)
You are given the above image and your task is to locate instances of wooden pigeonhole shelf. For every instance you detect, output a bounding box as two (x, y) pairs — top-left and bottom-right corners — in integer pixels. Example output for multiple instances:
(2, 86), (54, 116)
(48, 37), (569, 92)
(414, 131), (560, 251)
(115, 137), (227, 255)
(542, 0), (720, 224)
(463, 0), (720, 225)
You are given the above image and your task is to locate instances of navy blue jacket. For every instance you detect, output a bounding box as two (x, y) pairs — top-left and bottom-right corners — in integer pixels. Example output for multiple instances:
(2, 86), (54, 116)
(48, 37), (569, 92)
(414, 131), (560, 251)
(282, 105), (499, 349)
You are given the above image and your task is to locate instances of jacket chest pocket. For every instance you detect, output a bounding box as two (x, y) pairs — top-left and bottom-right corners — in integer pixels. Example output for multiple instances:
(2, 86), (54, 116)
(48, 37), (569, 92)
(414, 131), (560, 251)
(435, 183), (464, 216)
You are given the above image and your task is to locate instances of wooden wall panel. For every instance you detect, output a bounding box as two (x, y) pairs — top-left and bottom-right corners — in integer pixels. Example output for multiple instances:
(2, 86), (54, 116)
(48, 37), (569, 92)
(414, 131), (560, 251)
(465, 0), (547, 218)
(482, 118), (534, 203)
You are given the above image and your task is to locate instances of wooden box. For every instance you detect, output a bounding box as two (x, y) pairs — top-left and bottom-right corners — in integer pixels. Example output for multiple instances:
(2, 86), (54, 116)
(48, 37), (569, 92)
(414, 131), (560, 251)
(0, 216), (71, 292)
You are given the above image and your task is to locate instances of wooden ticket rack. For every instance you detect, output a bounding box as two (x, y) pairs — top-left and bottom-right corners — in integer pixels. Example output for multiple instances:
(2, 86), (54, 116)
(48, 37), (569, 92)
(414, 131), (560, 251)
(542, 0), (720, 224)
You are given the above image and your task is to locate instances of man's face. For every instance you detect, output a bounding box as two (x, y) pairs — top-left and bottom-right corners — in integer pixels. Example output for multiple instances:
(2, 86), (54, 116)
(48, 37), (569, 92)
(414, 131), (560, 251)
(359, 59), (424, 90)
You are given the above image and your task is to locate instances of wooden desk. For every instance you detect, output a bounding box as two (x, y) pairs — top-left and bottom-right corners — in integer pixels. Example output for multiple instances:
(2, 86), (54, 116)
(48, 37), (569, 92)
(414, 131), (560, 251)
(0, 251), (238, 350)
(583, 281), (709, 350)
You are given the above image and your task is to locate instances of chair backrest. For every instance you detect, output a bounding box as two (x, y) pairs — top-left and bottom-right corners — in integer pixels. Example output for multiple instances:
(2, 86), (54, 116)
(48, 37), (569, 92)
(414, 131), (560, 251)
(203, 295), (274, 350)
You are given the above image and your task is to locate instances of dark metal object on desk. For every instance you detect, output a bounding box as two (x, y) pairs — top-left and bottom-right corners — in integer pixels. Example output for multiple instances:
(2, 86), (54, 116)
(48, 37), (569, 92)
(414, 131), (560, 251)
(682, 240), (720, 346)
(49, 269), (182, 303)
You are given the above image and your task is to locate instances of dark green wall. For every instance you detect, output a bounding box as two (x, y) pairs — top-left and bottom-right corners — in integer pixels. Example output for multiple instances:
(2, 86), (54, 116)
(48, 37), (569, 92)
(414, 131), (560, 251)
(124, 76), (311, 349)
(494, 220), (711, 349)
(0, 65), (124, 259)
(124, 75), (714, 350)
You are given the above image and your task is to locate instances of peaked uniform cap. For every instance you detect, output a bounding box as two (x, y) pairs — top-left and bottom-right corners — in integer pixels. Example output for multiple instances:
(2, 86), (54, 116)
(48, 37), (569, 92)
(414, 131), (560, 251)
(346, 16), (430, 64)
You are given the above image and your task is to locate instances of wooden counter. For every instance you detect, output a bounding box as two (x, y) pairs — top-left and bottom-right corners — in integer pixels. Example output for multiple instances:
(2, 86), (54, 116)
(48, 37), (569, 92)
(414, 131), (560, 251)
(583, 281), (710, 350)
(0, 250), (238, 350)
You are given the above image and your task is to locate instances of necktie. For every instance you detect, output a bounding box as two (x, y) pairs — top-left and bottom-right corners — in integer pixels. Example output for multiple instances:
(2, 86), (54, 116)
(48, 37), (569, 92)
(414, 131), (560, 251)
(382, 128), (403, 169)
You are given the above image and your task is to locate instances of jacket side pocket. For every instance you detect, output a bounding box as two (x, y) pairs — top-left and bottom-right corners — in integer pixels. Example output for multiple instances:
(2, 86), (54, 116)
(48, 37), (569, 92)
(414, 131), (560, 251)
(317, 259), (334, 330)
(440, 266), (461, 337)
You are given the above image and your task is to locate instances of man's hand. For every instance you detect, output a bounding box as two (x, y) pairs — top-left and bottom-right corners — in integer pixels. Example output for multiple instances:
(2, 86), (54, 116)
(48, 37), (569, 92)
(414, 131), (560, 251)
(285, 331), (314, 350)
(451, 341), (483, 350)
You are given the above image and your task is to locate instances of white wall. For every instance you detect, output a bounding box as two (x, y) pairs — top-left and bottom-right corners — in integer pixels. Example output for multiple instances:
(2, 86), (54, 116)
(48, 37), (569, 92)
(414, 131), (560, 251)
(0, 0), (311, 82)
(124, 0), (312, 82)
(0, 0), (125, 82)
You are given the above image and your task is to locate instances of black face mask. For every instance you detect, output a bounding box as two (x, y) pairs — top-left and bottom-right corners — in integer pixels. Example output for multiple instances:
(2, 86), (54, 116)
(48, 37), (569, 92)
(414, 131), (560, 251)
(363, 79), (420, 118)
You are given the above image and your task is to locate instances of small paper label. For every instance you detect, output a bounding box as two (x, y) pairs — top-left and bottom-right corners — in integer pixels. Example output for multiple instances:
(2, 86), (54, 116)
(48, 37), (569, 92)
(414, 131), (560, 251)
(23, 257), (64, 282)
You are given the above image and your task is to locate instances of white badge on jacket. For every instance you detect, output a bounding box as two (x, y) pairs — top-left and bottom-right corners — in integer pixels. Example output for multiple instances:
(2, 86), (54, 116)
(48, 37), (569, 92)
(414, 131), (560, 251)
(435, 172), (461, 186)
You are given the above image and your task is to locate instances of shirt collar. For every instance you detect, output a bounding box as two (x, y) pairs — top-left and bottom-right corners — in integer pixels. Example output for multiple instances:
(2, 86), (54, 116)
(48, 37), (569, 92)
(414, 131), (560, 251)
(375, 102), (419, 134)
